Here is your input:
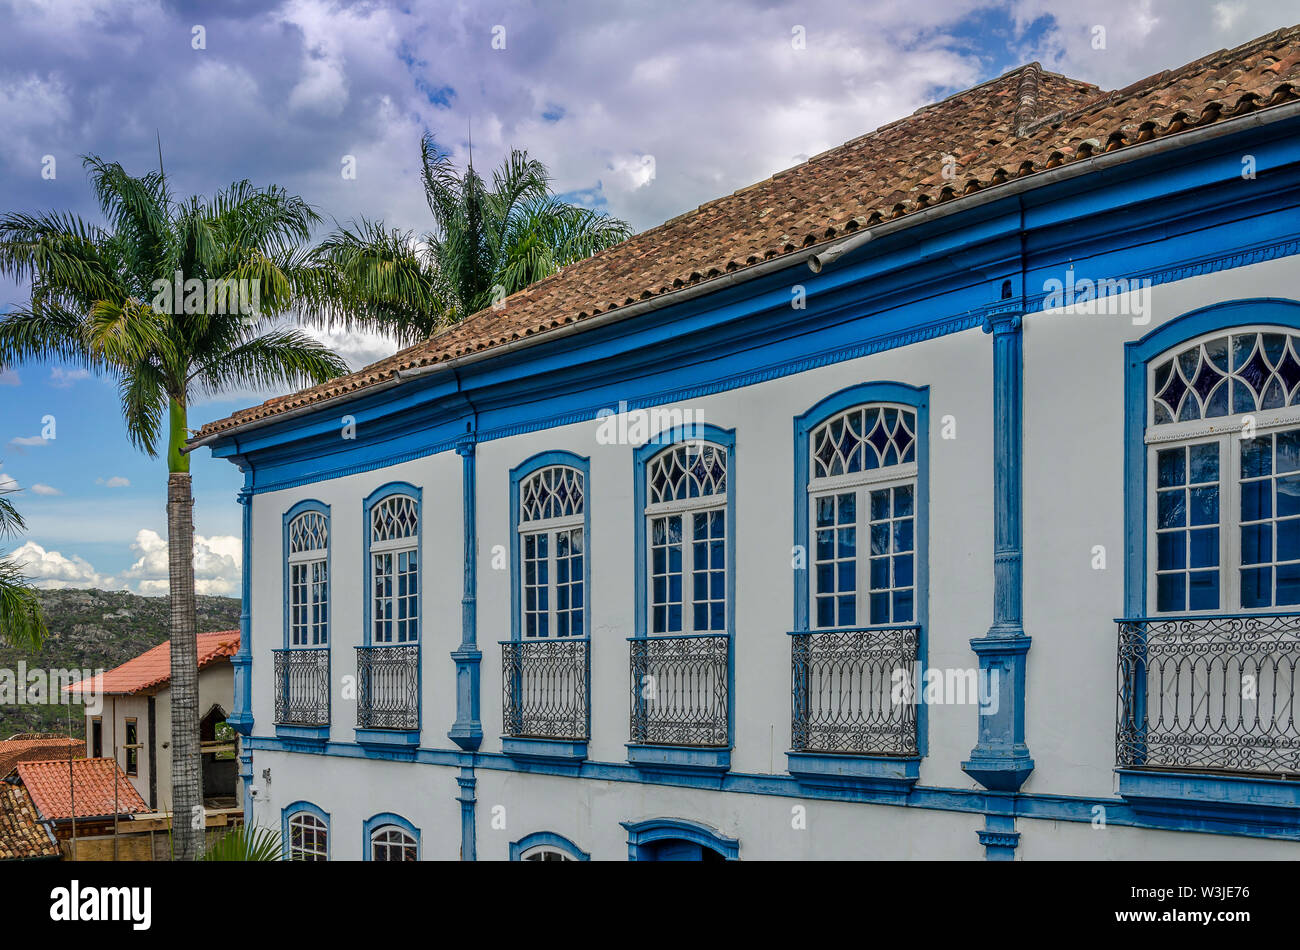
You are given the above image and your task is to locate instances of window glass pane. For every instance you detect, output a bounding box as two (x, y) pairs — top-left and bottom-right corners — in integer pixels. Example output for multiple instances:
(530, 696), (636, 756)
(1154, 443), (1220, 612)
(1238, 429), (1300, 610)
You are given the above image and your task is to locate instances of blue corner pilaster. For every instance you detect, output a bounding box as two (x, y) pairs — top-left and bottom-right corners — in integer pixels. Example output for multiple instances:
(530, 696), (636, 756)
(239, 748), (254, 825)
(449, 438), (484, 751)
(457, 766), (477, 860)
(229, 476), (255, 737)
(962, 305), (1034, 792)
(977, 811), (1021, 861)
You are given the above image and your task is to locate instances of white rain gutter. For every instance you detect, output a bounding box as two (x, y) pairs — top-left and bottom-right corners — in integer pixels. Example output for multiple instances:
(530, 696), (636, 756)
(187, 97), (1300, 452)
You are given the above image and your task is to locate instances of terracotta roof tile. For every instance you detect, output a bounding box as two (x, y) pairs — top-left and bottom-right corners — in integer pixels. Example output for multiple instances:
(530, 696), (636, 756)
(197, 24), (1300, 440)
(0, 784), (59, 860)
(17, 757), (149, 821)
(0, 737), (84, 780)
(64, 630), (239, 697)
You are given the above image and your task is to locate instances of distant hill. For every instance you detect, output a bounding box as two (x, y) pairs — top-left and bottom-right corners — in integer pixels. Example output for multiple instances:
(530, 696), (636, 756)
(0, 589), (241, 739)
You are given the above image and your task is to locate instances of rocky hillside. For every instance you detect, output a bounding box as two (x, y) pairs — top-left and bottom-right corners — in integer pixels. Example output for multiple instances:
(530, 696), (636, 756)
(0, 589), (241, 739)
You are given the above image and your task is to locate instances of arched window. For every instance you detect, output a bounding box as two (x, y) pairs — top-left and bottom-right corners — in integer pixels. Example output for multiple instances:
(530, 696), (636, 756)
(368, 490), (420, 643)
(282, 802), (328, 861)
(364, 813), (419, 861)
(522, 845), (573, 861)
(509, 831), (590, 861)
(286, 505), (329, 646)
(1145, 327), (1300, 612)
(644, 441), (729, 634)
(518, 465), (585, 638)
(807, 404), (917, 628)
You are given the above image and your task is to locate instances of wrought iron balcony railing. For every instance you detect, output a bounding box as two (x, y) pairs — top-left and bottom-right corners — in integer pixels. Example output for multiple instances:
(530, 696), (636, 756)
(1117, 614), (1300, 776)
(791, 626), (920, 756)
(629, 634), (730, 747)
(273, 648), (331, 727)
(502, 638), (590, 741)
(356, 644), (420, 731)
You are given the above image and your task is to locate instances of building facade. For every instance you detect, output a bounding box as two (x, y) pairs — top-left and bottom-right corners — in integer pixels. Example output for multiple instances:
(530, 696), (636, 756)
(196, 28), (1300, 860)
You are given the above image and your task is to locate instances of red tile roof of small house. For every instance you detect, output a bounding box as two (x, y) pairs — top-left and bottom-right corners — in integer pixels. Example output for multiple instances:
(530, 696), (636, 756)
(0, 784), (60, 860)
(16, 757), (149, 822)
(63, 630), (240, 697)
(0, 736), (84, 780)
(195, 24), (1300, 440)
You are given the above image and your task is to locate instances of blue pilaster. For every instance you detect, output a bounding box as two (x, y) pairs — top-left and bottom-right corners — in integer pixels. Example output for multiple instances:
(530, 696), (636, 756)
(448, 438), (483, 751)
(977, 811), (1021, 861)
(962, 304), (1035, 792)
(229, 474), (254, 738)
(457, 766), (477, 860)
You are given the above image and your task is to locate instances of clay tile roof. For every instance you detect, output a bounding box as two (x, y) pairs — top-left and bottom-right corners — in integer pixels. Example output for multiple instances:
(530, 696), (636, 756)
(0, 737), (84, 780)
(64, 630), (240, 697)
(0, 784), (59, 860)
(16, 758), (149, 821)
(196, 23), (1300, 441)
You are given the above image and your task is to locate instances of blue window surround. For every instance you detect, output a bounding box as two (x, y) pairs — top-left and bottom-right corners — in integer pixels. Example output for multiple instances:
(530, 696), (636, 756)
(281, 800), (330, 860)
(621, 817), (739, 861)
(509, 830), (591, 861)
(502, 451), (592, 764)
(362, 811), (421, 861)
(358, 482), (423, 750)
(630, 424), (737, 777)
(277, 500), (332, 743)
(1121, 297), (1300, 834)
(788, 382), (928, 794)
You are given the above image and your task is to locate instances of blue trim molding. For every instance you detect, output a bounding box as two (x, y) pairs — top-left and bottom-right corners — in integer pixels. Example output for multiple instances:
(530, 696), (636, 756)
(510, 830), (590, 861)
(630, 423), (737, 775)
(229, 480), (254, 737)
(621, 817), (739, 861)
(449, 439), (483, 751)
(962, 303), (1034, 793)
(1116, 768), (1300, 836)
(281, 800), (330, 860)
(362, 811), (421, 860)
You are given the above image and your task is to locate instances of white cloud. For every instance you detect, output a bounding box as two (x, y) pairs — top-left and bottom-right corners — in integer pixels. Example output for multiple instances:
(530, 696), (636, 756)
(29, 483), (59, 495)
(49, 366), (90, 387)
(8, 435), (48, 447)
(0, 472), (18, 493)
(95, 475), (130, 488)
(9, 540), (118, 589)
(122, 528), (241, 597)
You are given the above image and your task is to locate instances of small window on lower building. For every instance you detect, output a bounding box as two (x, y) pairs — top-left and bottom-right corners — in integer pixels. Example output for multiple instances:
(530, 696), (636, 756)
(124, 719), (138, 776)
(288, 813), (328, 861)
(90, 717), (102, 758)
(371, 825), (418, 861)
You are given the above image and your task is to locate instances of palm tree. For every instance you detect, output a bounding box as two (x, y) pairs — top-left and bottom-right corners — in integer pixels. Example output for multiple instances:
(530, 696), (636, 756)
(305, 133), (631, 343)
(0, 482), (46, 649)
(0, 155), (348, 859)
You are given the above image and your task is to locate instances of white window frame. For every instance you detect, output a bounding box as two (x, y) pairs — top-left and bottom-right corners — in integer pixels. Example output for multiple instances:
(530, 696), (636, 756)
(1145, 325), (1300, 615)
(370, 825), (418, 861)
(644, 442), (728, 636)
(288, 812), (328, 861)
(370, 497), (419, 644)
(519, 844), (576, 861)
(806, 405), (918, 630)
(288, 512), (328, 647)
(517, 466), (586, 639)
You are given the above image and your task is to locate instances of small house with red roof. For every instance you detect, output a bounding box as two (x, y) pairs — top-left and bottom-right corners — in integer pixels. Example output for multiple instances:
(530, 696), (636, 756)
(65, 631), (240, 813)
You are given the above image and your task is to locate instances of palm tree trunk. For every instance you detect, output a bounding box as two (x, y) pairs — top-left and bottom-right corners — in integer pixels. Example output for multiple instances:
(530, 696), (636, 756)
(167, 394), (203, 859)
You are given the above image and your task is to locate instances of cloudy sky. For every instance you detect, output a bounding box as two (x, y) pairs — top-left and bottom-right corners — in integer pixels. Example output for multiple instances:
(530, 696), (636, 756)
(0, 0), (1295, 595)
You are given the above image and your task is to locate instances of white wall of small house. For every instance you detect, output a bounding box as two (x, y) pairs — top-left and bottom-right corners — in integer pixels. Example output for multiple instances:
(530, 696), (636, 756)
(243, 254), (1300, 858)
(88, 661), (235, 812)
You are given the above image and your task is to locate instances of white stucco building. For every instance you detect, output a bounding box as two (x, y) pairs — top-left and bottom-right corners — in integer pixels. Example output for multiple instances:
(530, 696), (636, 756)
(193, 26), (1300, 860)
